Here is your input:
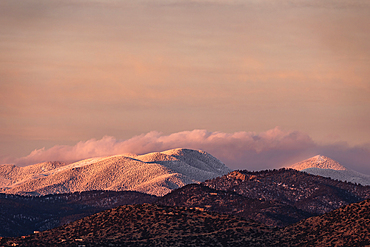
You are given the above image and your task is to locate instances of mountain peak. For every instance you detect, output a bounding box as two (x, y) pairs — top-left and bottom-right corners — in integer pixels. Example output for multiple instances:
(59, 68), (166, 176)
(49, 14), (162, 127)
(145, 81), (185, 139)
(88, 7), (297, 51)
(287, 155), (346, 171)
(285, 155), (370, 186)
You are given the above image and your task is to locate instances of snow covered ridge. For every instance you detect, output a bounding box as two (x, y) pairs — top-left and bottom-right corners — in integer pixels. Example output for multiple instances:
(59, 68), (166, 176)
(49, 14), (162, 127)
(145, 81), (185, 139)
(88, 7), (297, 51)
(285, 155), (370, 186)
(286, 155), (346, 171)
(0, 148), (232, 196)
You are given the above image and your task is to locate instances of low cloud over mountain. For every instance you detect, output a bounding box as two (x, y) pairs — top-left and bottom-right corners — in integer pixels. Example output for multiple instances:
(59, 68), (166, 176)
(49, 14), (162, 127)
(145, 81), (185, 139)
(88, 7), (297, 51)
(3, 128), (370, 175)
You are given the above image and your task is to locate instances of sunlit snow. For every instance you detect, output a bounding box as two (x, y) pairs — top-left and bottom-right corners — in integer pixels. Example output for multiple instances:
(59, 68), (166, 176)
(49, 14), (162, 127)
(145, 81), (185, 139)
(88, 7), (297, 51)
(0, 148), (231, 196)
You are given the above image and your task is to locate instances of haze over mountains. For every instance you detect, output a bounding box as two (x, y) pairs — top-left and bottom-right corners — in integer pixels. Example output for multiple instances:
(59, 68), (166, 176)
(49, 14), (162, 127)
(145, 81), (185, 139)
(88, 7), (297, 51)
(0, 148), (231, 196)
(286, 155), (370, 185)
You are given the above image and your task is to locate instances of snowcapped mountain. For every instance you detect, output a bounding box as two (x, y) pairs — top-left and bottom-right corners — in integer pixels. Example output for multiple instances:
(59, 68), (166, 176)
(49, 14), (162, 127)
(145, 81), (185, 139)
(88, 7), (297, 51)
(0, 148), (231, 196)
(286, 155), (370, 185)
(286, 155), (346, 171)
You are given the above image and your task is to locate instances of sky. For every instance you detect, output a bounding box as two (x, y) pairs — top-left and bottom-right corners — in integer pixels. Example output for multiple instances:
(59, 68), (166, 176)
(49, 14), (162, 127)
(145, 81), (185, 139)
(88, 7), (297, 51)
(1, 0), (370, 173)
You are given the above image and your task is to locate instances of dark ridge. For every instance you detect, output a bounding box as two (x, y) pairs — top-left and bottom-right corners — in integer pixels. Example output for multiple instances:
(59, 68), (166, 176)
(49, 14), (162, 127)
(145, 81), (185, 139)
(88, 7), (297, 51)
(203, 168), (370, 215)
(0, 190), (157, 237)
(278, 198), (370, 246)
(2, 199), (369, 246)
(0, 204), (277, 247)
(156, 183), (314, 227)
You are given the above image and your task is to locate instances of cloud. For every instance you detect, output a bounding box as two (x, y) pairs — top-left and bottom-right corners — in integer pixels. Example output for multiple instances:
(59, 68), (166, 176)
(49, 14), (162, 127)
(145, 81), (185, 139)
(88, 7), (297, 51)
(6, 127), (370, 175)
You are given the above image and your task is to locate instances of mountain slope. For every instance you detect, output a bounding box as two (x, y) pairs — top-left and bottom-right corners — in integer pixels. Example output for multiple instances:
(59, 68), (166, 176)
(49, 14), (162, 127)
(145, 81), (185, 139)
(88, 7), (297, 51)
(156, 183), (314, 227)
(0, 191), (157, 237)
(6, 167), (367, 238)
(0, 162), (67, 188)
(203, 169), (370, 215)
(159, 168), (370, 226)
(286, 155), (370, 185)
(1, 204), (277, 247)
(4, 200), (369, 246)
(279, 199), (370, 246)
(0, 149), (231, 196)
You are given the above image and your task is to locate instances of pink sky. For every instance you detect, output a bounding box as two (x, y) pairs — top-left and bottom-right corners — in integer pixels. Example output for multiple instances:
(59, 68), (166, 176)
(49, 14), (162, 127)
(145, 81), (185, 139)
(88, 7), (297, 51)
(1, 0), (369, 172)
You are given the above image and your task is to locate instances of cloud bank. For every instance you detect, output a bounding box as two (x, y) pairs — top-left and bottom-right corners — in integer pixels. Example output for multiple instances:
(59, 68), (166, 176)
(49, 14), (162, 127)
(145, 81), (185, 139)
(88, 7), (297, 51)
(4, 128), (370, 175)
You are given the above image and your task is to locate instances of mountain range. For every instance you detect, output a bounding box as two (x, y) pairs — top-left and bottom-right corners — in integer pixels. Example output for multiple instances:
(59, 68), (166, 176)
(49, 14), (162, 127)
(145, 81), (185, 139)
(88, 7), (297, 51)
(1, 167), (370, 238)
(1, 150), (369, 246)
(0, 148), (231, 196)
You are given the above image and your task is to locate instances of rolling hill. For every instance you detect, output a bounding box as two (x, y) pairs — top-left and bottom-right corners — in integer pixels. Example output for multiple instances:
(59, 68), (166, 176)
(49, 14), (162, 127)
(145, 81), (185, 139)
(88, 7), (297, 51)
(156, 183), (314, 227)
(3, 200), (369, 246)
(1, 204), (277, 247)
(279, 198), (370, 246)
(0, 190), (157, 237)
(203, 169), (370, 215)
